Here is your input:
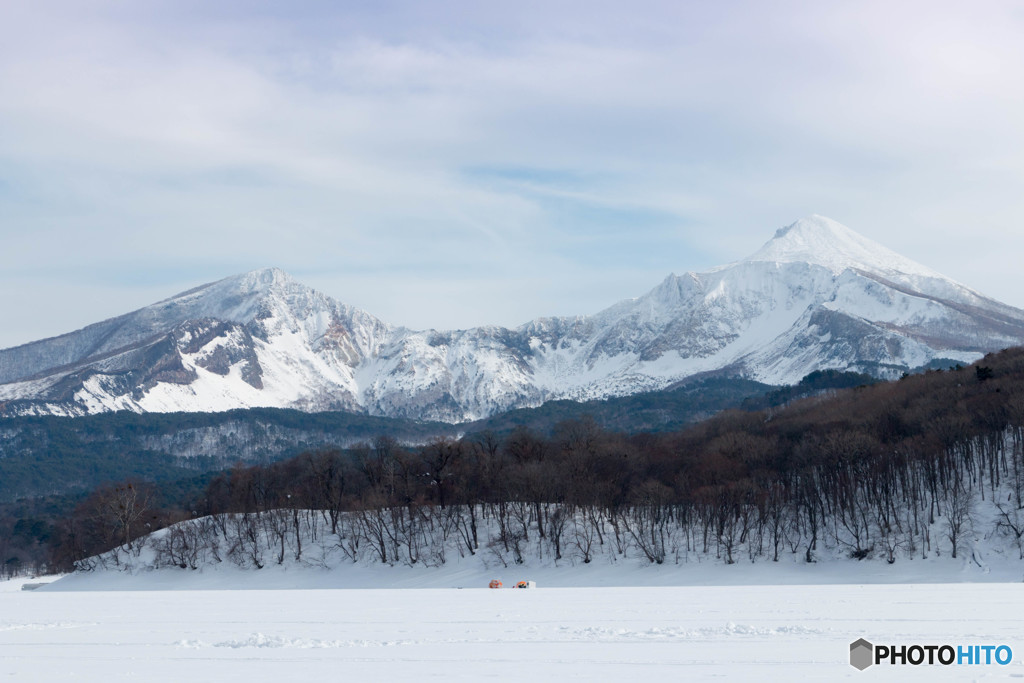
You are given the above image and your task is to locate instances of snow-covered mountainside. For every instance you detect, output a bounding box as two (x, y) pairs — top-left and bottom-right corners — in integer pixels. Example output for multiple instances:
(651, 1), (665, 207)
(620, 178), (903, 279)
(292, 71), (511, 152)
(3, 215), (1024, 421)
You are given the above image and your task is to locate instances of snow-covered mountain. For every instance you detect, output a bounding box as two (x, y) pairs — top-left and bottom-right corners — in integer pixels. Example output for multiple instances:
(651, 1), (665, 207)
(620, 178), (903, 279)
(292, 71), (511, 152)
(3, 215), (1023, 421)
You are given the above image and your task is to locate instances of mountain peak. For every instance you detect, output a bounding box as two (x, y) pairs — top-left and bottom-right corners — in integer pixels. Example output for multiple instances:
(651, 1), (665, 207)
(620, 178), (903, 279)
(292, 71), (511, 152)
(771, 214), (846, 240)
(744, 214), (942, 280)
(143, 267), (311, 330)
(223, 267), (295, 292)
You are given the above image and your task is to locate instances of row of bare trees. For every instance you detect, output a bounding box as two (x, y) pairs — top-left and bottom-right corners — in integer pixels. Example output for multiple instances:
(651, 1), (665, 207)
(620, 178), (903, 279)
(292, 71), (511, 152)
(76, 431), (1022, 572)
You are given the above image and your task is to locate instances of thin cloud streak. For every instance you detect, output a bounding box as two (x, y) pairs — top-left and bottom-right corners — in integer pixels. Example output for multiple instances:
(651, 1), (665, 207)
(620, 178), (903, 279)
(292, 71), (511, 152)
(0, 0), (1023, 347)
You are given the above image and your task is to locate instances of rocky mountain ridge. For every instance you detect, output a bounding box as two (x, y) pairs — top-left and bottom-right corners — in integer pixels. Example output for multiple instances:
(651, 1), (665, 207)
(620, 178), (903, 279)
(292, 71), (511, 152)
(3, 215), (1022, 421)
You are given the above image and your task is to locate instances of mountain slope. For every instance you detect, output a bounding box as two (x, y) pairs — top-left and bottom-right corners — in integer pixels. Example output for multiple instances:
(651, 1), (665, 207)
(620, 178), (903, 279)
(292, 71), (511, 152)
(0, 269), (391, 415)
(3, 215), (1024, 421)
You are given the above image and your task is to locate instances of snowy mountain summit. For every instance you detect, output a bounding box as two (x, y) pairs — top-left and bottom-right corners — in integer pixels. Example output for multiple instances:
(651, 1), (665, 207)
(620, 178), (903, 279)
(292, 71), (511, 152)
(3, 216), (1024, 421)
(747, 214), (940, 278)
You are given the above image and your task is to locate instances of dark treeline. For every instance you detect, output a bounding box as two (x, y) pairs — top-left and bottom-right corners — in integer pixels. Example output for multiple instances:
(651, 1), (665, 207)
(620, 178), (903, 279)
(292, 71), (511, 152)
(0, 407), (457, 502)
(3, 473), (216, 577)
(463, 376), (774, 434)
(739, 368), (881, 410)
(0, 377), (775, 504)
(45, 348), (1024, 574)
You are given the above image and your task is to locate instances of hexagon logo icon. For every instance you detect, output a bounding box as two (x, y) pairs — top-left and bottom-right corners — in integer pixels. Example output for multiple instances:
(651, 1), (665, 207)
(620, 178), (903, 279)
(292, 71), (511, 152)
(850, 638), (873, 670)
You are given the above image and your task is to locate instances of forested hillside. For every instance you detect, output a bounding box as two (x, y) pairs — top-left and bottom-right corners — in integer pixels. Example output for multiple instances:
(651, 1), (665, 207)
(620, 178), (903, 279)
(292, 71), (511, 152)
(40, 348), (1024, 574)
(0, 409), (456, 502)
(0, 376), (785, 506)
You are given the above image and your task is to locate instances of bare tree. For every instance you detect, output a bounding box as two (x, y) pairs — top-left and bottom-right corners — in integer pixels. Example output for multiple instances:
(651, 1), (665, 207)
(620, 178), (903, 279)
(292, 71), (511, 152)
(942, 477), (974, 559)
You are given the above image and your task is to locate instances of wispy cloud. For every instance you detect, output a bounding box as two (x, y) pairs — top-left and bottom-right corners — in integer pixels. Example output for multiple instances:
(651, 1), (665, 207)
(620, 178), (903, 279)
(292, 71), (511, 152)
(1, 0), (1023, 346)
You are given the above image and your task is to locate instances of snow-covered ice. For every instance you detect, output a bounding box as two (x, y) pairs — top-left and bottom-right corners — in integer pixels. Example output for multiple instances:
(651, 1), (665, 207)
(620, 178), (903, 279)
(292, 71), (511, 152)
(3, 579), (1024, 681)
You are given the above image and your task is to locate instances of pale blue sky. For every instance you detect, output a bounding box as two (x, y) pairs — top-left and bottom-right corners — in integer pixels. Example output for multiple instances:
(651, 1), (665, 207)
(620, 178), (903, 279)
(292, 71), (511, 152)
(2, 0), (1024, 347)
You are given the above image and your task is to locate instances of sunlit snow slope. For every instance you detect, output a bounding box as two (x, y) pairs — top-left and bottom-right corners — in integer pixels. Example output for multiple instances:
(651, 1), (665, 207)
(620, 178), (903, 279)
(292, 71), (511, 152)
(3, 215), (1023, 421)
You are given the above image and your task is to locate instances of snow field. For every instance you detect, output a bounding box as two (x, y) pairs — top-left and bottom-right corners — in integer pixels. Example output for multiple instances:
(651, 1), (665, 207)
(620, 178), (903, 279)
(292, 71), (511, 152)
(4, 583), (1024, 681)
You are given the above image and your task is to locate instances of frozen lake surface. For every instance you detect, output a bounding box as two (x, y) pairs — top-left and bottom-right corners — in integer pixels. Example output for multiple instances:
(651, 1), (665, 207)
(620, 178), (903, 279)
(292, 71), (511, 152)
(4, 579), (1024, 681)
